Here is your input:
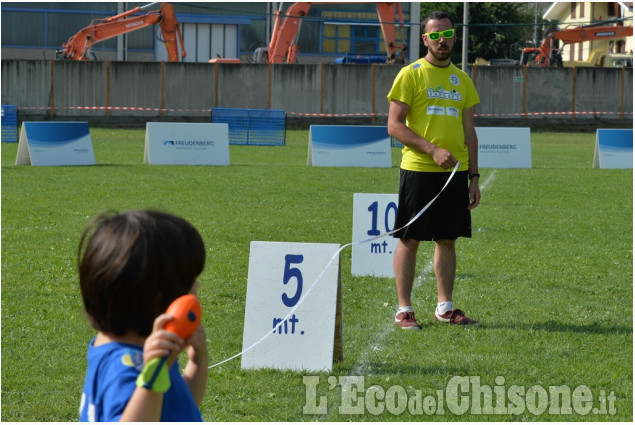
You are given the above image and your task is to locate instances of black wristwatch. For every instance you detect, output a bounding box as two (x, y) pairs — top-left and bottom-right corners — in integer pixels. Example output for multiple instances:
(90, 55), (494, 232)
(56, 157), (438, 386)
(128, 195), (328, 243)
(469, 173), (480, 180)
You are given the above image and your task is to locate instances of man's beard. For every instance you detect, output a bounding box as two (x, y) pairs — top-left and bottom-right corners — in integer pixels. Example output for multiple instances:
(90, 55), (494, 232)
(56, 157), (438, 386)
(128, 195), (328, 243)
(429, 43), (454, 61)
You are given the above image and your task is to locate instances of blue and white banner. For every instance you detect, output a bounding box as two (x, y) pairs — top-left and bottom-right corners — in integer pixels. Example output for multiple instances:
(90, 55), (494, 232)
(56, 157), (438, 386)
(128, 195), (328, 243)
(476, 127), (532, 169)
(308, 125), (392, 167)
(593, 129), (633, 169)
(144, 122), (230, 165)
(16, 122), (96, 166)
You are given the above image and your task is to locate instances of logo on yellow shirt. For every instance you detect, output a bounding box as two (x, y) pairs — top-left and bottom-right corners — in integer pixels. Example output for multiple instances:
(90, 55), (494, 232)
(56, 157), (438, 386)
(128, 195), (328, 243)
(427, 86), (462, 102)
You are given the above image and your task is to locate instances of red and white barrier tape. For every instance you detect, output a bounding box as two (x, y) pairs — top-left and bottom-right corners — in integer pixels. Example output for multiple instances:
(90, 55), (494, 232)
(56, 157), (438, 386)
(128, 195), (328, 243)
(475, 111), (633, 117)
(287, 111), (633, 117)
(17, 106), (212, 113)
(287, 111), (385, 117)
(15, 106), (633, 117)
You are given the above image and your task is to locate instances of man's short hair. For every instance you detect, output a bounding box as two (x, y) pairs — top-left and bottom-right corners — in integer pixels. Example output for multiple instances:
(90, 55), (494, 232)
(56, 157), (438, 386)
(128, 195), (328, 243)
(421, 11), (455, 33)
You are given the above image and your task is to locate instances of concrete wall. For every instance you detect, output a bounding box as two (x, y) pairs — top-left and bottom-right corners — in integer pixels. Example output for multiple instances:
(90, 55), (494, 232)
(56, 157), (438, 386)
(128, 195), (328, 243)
(1, 60), (632, 124)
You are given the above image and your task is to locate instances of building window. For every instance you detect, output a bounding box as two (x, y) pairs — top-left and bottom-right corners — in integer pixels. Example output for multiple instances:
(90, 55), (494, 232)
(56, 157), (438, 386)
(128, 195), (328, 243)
(322, 23), (387, 55)
(352, 25), (381, 54)
(616, 40), (624, 53)
(608, 2), (616, 17)
(323, 24), (351, 53)
(319, 6), (409, 57)
(579, 2), (585, 18)
(571, 2), (577, 19)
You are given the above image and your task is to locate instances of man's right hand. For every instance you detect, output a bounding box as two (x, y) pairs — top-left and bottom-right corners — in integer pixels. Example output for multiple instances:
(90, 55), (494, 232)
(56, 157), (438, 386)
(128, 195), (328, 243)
(431, 146), (458, 170)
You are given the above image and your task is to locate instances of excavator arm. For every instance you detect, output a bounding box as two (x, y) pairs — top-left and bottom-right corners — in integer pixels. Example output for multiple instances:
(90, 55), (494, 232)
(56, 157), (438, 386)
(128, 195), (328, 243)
(375, 2), (407, 63)
(552, 24), (633, 43)
(259, 2), (407, 64)
(267, 2), (312, 64)
(58, 2), (185, 62)
(523, 24), (633, 67)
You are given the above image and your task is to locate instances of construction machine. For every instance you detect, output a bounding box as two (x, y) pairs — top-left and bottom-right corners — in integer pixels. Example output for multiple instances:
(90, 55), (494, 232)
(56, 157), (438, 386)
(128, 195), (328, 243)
(57, 2), (185, 62)
(251, 2), (407, 64)
(521, 23), (632, 67)
(563, 49), (632, 68)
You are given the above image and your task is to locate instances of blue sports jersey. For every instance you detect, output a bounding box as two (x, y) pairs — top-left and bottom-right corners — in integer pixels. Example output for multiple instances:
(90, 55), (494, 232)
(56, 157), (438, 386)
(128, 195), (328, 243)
(79, 338), (203, 422)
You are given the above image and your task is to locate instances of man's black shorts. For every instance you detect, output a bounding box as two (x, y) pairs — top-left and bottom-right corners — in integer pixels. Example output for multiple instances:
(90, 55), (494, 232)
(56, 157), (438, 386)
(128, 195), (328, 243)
(393, 169), (471, 241)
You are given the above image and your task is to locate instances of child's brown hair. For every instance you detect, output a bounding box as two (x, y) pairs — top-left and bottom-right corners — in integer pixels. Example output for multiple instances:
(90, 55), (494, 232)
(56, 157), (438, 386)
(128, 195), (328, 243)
(78, 210), (205, 336)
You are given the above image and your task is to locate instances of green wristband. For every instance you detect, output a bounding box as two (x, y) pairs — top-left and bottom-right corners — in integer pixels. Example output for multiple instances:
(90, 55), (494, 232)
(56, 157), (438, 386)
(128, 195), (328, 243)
(136, 357), (171, 393)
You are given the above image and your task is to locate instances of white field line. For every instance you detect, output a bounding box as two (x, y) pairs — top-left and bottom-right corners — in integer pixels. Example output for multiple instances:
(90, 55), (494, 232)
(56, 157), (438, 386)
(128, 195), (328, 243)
(350, 170), (497, 376)
(480, 170), (497, 192)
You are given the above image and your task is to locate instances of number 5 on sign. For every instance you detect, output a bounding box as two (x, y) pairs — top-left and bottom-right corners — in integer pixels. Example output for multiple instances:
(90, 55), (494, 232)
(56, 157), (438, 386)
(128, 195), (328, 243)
(351, 193), (399, 278)
(241, 241), (342, 372)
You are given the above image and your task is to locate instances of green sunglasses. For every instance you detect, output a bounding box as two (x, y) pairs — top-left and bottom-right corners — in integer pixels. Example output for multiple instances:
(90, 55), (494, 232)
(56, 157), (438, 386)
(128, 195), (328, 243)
(424, 28), (455, 40)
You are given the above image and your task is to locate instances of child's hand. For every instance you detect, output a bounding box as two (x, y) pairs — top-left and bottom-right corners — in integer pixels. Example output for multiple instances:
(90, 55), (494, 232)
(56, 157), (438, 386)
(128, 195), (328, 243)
(185, 323), (208, 366)
(182, 323), (208, 405)
(143, 313), (185, 366)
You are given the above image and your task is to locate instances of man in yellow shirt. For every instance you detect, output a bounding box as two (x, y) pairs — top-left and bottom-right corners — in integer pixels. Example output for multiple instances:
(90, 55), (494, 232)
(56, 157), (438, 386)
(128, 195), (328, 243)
(387, 11), (481, 329)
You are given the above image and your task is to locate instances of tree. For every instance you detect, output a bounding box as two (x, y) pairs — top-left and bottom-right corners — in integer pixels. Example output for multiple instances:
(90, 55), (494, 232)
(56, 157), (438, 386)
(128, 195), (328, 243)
(419, 2), (553, 64)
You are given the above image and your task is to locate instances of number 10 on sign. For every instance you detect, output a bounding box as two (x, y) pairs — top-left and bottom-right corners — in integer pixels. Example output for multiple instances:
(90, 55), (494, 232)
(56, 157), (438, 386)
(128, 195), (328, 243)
(351, 193), (399, 278)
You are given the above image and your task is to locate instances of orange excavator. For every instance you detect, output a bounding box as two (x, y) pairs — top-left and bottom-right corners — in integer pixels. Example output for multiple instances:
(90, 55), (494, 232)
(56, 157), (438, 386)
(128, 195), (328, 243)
(252, 2), (407, 64)
(57, 2), (185, 62)
(521, 23), (632, 67)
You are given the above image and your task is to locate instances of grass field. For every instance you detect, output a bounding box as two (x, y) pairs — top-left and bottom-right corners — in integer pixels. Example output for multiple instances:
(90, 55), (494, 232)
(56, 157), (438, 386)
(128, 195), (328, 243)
(1, 126), (632, 421)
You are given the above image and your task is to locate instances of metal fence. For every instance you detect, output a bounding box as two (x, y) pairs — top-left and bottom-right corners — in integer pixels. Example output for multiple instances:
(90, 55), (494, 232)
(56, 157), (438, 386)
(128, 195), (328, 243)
(1, 104), (18, 142)
(211, 108), (286, 146)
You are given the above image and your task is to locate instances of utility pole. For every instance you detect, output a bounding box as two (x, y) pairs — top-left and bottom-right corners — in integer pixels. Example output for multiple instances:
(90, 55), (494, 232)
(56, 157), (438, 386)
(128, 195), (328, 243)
(534, 2), (539, 47)
(410, 2), (420, 64)
(462, 2), (469, 71)
(117, 2), (127, 61)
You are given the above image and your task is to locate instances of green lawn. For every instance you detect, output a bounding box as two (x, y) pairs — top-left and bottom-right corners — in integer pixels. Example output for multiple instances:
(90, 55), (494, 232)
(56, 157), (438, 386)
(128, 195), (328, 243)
(1, 127), (632, 421)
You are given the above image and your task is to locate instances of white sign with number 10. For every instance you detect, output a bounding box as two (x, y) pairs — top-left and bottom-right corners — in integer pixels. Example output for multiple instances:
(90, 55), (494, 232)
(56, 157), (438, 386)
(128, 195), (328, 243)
(351, 193), (399, 278)
(241, 241), (342, 372)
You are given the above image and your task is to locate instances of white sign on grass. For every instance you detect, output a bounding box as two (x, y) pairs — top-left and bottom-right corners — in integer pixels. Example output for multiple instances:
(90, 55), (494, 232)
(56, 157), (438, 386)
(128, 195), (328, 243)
(16, 122), (96, 166)
(351, 193), (398, 278)
(308, 125), (392, 167)
(476, 127), (532, 168)
(144, 122), (230, 165)
(593, 129), (633, 169)
(241, 241), (342, 372)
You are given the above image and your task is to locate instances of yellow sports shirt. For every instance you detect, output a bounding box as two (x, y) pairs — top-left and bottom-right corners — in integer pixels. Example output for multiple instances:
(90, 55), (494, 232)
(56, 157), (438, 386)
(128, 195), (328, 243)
(387, 58), (480, 172)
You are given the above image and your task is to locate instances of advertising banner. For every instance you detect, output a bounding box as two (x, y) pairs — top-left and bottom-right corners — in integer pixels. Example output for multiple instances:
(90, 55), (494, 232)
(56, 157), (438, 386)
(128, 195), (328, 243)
(308, 125), (392, 167)
(476, 127), (532, 168)
(593, 129), (633, 169)
(16, 121), (96, 166)
(144, 122), (230, 165)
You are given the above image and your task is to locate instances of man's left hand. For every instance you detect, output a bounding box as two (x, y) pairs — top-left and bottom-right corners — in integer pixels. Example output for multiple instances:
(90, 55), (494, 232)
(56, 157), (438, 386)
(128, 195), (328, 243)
(468, 181), (480, 210)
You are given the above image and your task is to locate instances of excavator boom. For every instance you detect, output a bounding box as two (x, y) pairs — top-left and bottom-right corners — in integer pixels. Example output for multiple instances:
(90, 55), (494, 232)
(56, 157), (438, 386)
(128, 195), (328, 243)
(375, 2), (407, 63)
(267, 2), (312, 64)
(58, 2), (185, 62)
(523, 24), (632, 67)
(552, 25), (633, 43)
(258, 2), (407, 64)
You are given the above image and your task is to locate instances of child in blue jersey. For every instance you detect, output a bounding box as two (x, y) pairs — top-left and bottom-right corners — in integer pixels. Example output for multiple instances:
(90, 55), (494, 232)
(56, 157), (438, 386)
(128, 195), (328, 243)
(77, 210), (208, 421)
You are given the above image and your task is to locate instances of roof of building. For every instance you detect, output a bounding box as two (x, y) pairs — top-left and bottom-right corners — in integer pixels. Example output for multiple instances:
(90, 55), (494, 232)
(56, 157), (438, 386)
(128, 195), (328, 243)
(543, 1), (633, 20)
